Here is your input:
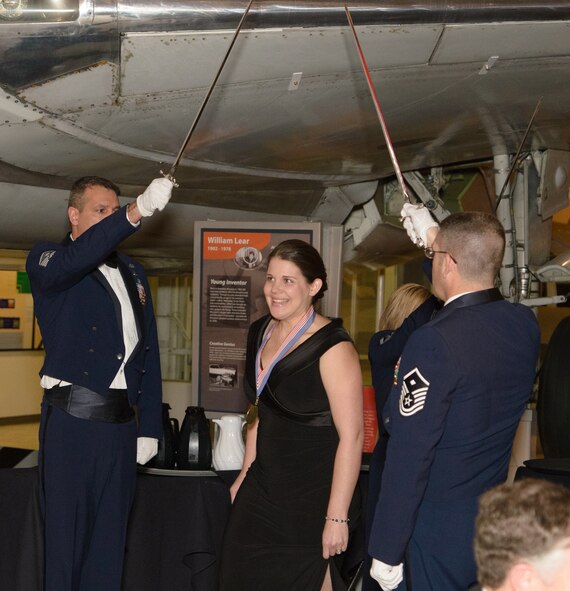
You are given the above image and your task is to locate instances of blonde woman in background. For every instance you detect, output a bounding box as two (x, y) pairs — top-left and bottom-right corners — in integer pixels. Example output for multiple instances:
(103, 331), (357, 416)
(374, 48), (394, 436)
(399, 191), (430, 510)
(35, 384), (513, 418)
(362, 283), (440, 591)
(377, 284), (433, 331)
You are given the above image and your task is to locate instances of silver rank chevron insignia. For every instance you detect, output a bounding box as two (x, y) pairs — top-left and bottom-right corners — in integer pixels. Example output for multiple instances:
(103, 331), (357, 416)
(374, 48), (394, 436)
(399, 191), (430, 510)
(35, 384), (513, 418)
(399, 367), (430, 417)
(39, 250), (56, 267)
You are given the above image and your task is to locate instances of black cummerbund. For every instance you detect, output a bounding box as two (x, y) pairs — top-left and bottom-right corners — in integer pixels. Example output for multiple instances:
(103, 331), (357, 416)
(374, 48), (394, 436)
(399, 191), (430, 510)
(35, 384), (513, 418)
(44, 384), (134, 423)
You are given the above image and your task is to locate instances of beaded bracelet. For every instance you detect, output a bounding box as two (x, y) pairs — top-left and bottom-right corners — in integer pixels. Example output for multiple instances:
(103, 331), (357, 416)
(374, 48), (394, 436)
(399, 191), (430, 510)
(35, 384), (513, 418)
(325, 516), (350, 523)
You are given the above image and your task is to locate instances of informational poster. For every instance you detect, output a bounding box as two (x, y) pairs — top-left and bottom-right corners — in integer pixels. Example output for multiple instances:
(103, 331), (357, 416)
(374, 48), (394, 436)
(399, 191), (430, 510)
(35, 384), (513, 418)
(193, 222), (321, 412)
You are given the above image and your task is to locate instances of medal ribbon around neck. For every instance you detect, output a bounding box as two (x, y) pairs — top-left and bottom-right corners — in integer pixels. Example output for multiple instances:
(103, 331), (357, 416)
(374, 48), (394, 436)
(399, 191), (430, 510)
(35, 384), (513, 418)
(255, 306), (316, 396)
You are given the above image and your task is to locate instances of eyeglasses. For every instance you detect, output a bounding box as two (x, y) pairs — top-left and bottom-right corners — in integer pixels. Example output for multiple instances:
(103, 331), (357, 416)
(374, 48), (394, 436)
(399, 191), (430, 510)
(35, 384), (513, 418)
(424, 247), (457, 264)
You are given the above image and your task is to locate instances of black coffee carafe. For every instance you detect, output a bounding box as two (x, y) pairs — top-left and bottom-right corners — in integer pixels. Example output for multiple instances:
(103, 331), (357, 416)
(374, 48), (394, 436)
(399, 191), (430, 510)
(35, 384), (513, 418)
(177, 406), (212, 470)
(147, 403), (179, 469)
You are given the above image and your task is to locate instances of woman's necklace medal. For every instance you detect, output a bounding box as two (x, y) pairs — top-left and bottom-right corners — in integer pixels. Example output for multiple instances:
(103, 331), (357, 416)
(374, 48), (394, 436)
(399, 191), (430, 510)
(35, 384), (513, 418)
(245, 397), (259, 425)
(249, 307), (316, 425)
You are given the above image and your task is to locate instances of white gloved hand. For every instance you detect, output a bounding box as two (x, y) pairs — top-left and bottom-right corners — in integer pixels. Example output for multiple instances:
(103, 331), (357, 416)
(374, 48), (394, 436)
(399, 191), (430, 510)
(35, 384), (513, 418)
(136, 437), (159, 465)
(400, 203), (439, 247)
(136, 178), (174, 217)
(370, 559), (404, 591)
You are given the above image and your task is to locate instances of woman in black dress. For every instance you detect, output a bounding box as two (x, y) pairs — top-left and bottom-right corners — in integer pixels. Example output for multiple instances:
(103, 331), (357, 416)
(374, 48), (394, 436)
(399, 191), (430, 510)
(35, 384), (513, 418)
(219, 240), (363, 591)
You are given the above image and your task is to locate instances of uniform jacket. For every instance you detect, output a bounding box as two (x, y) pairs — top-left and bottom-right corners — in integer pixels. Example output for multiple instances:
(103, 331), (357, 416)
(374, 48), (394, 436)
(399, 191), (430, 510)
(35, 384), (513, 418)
(369, 289), (540, 566)
(368, 295), (440, 438)
(26, 206), (162, 438)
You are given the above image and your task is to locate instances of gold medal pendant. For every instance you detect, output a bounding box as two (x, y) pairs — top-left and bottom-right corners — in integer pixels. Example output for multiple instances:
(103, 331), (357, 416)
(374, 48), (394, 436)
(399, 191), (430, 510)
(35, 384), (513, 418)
(245, 398), (259, 425)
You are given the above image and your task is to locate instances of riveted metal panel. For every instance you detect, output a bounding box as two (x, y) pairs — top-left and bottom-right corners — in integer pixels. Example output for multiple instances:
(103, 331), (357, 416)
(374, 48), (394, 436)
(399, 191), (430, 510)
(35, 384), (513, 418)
(120, 24), (443, 96)
(432, 22), (570, 65)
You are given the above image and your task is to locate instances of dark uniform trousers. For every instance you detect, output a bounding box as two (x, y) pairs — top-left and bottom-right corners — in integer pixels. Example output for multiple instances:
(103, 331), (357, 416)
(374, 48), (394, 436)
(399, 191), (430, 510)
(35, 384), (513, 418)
(39, 396), (137, 591)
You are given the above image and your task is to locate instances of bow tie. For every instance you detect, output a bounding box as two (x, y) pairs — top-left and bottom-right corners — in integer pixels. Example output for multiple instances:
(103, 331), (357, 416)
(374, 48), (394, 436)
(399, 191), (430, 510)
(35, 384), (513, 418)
(104, 251), (119, 268)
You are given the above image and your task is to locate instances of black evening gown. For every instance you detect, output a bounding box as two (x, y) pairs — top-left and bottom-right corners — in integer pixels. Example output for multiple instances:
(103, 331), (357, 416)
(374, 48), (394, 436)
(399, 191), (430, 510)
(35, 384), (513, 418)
(219, 316), (361, 591)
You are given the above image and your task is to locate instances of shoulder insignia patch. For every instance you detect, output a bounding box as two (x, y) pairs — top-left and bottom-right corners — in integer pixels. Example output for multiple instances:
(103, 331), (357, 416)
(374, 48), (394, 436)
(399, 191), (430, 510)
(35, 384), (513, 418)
(39, 250), (56, 268)
(399, 367), (430, 417)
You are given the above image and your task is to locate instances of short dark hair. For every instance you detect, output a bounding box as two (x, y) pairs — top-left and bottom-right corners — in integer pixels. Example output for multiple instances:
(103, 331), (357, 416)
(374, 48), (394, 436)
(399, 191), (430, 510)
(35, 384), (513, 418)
(68, 176), (120, 210)
(438, 212), (505, 283)
(267, 239), (328, 301)
(475, 478), (570, 589)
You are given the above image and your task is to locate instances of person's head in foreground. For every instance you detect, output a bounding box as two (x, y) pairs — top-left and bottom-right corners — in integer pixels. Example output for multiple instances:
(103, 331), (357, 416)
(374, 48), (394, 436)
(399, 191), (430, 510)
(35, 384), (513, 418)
(475, 478), (570, 591)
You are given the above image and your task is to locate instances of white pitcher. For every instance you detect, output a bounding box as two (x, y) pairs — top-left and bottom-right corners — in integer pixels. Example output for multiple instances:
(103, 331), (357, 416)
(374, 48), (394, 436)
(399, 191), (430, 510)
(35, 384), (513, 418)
(212, 415), (245, 470)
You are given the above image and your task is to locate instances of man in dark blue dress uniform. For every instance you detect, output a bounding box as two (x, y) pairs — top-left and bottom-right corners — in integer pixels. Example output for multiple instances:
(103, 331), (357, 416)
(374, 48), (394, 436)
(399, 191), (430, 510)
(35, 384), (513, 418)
(368, 208), (540, 591)
(26, 175), (173, 591)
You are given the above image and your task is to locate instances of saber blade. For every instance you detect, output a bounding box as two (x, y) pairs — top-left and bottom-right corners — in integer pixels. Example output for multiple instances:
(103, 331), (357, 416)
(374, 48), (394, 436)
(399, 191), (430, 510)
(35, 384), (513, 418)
(494, 96), (543, 213)
(344, 3), (410, 202)
(163, 0), (256, 183)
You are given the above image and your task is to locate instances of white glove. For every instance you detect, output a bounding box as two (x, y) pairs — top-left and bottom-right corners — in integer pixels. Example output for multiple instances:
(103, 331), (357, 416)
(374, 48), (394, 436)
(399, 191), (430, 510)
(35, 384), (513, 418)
(370, 559), (404, 591)
(136, 437), (158, 465)
(136, 178), (174, 217)
(400, 203), (439, 248)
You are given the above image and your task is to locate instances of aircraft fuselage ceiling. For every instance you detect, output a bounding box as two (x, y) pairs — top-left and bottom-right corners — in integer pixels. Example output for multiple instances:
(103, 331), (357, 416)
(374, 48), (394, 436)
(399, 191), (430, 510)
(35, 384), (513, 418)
(0, 1), (569, 292)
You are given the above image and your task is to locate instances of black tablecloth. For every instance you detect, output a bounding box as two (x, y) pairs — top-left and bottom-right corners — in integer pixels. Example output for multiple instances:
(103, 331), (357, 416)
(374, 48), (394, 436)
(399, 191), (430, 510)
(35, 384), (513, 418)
(0, 467), (231, 591)
(0, 467), (44, 590)
(0, 467), (366, 590)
